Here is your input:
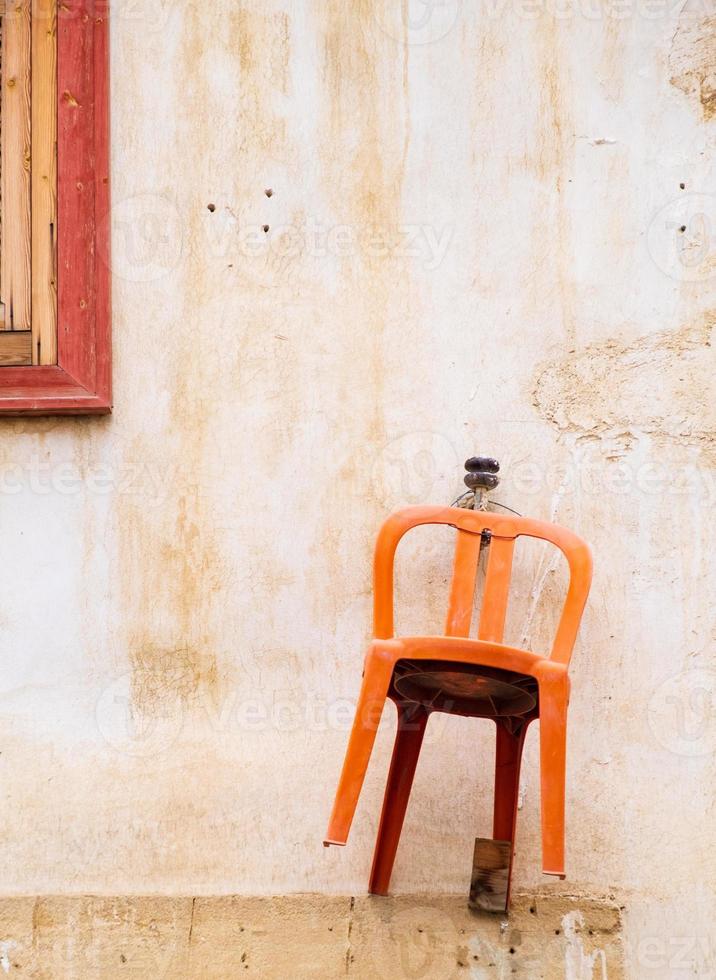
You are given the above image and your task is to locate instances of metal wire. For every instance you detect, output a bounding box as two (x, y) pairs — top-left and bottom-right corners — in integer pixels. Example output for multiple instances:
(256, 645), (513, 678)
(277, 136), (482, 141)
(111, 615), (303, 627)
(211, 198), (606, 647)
(451, 490), (472, 507)
(449, 491), (522, 517)
(489, 500), (523, 516)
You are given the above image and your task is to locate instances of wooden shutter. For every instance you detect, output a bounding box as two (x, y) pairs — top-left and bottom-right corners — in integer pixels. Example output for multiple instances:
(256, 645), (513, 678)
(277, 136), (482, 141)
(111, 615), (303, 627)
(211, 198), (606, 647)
(0, 0), (110, 413)
(0, 0), (55, 364)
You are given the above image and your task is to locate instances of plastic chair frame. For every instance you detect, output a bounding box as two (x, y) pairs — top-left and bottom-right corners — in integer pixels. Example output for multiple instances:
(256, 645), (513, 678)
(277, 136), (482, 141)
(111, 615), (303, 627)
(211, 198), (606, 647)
(324, 505), (592, 900)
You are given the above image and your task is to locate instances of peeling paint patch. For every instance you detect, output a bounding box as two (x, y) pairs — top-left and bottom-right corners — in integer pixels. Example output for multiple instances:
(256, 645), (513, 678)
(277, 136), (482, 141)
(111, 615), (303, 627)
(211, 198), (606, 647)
(563, 911), (608, 980)
(669, 14), (716, 121)
(0, 942), (14, 975)
(577, 136), (617, 146)
(532, 314), (716, 452)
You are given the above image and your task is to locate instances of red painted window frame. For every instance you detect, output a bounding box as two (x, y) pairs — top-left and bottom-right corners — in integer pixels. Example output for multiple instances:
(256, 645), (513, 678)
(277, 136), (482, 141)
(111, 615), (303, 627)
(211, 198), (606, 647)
(0, 0), (110, 415)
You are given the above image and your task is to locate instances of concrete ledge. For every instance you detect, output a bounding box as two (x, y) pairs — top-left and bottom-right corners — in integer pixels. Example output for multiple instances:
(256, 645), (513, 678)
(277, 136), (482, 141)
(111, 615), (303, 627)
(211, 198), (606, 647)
(0, 893), (624, 978)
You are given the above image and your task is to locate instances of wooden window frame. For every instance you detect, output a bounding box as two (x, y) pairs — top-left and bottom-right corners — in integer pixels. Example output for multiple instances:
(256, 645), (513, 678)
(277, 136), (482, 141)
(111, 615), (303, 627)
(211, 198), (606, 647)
(0, 0), (110, 415)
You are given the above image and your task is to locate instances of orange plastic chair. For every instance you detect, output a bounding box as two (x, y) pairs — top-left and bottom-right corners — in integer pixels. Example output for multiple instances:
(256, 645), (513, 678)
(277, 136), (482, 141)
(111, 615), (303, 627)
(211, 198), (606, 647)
(324, 504), (592, 903)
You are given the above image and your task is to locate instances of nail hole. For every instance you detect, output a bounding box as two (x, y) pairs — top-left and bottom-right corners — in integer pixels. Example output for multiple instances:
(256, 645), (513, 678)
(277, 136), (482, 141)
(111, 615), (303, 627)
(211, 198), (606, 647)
(207, 203), (216, 212)
(679, 225), (686, 233)
(679, 182), (685, 189)
(263, 224), (270, 233)
(265, 188), (274, 197)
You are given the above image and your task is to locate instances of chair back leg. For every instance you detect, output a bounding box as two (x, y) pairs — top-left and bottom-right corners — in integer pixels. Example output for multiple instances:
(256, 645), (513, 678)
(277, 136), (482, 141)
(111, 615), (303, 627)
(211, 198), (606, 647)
(478, 719), (529, 910)
(493, 719), (529, 844)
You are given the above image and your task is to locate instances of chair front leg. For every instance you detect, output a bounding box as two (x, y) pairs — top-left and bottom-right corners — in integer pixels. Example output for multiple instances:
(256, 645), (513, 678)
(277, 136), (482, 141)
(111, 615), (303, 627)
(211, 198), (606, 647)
(369, 702), (430, 896)
(536, 668), (569, 877)
(324, 645), (397, 847)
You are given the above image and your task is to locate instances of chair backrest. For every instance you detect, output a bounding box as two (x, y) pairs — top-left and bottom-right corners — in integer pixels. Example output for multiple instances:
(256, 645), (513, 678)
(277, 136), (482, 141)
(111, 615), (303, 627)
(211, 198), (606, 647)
(373, 506), (592, 666)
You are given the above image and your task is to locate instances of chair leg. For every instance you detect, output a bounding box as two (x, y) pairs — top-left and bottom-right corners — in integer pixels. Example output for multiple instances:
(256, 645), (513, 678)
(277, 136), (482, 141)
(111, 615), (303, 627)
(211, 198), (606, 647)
(493, 719), (528, 844)
(324, 651), (395, 847)
(489, 719), (529, 909)
(538, 682), (569, 877)
(369, 703), (430, 896)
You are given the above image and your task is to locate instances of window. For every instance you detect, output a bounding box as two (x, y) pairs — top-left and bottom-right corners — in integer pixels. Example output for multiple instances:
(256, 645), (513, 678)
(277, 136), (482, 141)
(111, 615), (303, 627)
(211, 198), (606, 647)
(0, 0), (110, 414)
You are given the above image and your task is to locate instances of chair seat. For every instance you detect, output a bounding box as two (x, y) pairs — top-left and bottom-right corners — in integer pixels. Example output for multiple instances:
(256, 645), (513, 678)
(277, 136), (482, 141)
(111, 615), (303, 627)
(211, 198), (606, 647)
(390, 659), (538, 718)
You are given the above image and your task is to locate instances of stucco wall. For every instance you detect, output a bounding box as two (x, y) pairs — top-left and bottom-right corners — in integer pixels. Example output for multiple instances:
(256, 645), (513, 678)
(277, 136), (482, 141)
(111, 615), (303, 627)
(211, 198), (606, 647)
(0, 1), (714, 976)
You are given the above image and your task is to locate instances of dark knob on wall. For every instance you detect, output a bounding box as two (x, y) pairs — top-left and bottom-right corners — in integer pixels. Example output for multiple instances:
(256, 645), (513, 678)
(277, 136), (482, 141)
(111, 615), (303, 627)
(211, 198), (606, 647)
(464, 456), (500, 492)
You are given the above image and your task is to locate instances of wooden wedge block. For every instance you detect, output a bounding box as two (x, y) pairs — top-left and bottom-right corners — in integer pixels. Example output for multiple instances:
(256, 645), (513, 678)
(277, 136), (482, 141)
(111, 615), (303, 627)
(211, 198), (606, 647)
(469, 838), (512, 914)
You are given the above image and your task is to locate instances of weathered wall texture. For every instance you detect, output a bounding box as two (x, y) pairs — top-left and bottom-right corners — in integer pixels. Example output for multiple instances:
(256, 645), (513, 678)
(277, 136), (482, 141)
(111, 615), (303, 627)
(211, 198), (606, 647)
(0, 0), (714, 976)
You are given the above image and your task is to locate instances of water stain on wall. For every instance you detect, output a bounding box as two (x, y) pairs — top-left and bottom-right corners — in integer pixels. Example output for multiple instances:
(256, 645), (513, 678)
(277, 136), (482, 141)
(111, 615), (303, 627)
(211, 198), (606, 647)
(114, 3), (246, 711)
(117, 444), (222, 713)
(309, 2), (411, 618)
(523, 19), (577, 348)
(599, 17), (626, 105)
(235, 8), (291, 157)
(532, 312), (716, 454)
